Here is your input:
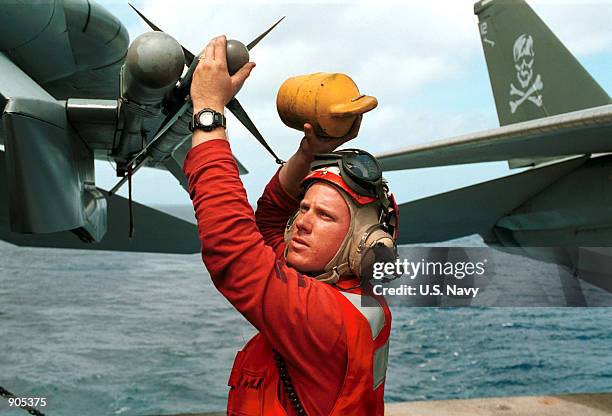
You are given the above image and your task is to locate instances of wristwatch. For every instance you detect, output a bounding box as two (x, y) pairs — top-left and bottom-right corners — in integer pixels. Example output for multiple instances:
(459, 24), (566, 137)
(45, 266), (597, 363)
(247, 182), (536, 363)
(190, 108), (226, 132)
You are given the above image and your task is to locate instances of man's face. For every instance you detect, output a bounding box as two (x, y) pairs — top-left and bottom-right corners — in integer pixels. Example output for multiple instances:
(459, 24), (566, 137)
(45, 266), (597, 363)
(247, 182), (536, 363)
(286, 182), (351, 273)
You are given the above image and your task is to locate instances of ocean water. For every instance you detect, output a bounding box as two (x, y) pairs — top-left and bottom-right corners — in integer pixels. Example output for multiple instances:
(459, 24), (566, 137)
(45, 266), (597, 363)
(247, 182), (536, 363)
(1, 209), (612, 415)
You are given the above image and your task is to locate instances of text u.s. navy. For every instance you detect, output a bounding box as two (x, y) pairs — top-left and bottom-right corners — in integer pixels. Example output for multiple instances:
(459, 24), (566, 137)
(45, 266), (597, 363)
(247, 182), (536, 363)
(373, 284), (480, 298)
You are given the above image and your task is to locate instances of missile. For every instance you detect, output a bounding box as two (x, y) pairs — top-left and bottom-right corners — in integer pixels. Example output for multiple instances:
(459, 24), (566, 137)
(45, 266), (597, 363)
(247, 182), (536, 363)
(115, 31), (184, 173)
(109, 10), (286, 193)
(121, 31), (185, 105)
(138, 39), (253, 164)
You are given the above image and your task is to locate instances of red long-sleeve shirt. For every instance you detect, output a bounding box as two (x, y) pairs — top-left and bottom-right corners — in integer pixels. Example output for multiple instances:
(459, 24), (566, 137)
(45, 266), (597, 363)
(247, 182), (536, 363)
(184, 139), (361, 415)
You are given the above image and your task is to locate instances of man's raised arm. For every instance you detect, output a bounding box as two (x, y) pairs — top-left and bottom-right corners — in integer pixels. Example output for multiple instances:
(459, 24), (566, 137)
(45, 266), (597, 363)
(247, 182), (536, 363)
(184, 35), (347, 367)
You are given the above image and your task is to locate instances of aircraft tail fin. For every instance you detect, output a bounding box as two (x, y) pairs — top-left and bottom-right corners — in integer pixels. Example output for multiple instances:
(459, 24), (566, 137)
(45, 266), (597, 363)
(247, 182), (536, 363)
(474, 0), (611, 129)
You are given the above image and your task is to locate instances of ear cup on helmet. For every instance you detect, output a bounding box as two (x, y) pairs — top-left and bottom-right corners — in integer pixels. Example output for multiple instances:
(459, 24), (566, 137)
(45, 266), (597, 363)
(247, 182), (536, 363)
(348, 225), (397, 280)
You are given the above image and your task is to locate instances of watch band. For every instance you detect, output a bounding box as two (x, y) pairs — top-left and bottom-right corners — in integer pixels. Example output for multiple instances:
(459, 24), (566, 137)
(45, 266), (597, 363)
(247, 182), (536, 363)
(190, 108), (227, 132)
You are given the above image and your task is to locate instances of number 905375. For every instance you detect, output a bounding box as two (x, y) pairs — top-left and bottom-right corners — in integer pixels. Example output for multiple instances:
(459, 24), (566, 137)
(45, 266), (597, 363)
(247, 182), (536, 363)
(8, 397), (47, 407)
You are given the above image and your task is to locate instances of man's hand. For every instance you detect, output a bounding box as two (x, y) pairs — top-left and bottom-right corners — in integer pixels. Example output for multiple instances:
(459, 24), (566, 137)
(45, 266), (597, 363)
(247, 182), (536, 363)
(191, 35), (255, 147)
(298, 116), (362, 158)
(279, 116), (362, 197)
(191, 35), (256, 113)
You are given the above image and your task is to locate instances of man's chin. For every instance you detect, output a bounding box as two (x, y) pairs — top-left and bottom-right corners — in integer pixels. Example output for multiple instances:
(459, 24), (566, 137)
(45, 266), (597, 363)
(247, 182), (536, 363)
(286, 250), (330, 275)
(286, 254), (301, 271)
(286, 252), (310, 273)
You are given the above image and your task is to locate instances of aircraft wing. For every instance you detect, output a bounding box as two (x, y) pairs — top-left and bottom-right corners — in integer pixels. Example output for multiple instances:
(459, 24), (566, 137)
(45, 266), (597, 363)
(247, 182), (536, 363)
(377, 104), (612, 171)
(0, 150), (200, 253)
(396, 156), (588, 244)
(0, 191), (201, 254)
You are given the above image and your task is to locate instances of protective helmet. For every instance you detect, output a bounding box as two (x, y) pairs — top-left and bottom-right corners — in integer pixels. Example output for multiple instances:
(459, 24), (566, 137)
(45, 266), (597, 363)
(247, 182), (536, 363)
(284, 149), (399, 285)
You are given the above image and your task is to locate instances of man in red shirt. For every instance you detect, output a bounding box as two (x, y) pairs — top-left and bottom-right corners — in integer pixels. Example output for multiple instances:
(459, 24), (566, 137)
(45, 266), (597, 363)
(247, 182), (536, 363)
(183, 35), (396, 415)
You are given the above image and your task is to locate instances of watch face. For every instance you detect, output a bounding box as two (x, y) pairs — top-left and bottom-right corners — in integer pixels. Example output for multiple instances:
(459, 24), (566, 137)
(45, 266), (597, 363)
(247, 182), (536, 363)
(199, 111), (215, 126)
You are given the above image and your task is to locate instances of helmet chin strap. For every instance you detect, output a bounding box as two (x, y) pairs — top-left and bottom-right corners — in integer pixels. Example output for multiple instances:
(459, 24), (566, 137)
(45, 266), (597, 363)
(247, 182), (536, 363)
(310, 262), (351, 284)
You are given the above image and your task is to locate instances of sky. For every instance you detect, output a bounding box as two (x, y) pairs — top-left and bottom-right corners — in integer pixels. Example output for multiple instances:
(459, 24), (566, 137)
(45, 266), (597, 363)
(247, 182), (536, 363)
(94, 0), (612, 207)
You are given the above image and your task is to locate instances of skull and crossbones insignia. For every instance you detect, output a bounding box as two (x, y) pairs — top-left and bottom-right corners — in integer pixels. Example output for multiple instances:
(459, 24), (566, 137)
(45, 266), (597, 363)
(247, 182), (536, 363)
(509, 34), (543, 114)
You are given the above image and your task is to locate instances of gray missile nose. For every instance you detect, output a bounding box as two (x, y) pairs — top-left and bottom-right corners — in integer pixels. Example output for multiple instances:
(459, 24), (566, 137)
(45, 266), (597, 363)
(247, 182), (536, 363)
(126, 31), (185, 89)
(226, 39), (249, 75)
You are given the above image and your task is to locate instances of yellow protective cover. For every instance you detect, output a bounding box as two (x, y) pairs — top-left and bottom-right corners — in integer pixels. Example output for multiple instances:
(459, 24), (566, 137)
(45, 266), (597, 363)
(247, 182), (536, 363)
(276, 73), (378, 138)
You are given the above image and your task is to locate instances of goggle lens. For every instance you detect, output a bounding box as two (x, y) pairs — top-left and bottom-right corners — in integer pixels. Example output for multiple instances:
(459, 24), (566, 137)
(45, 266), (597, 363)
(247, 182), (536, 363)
(309, 149), (383, 199)
(343, 152), (382, 183)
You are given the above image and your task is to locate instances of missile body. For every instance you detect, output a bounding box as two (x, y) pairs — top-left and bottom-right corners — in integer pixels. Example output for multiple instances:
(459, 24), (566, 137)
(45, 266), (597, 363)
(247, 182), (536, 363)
(115, 31), (184, 173)
(146, 39), (251, 164)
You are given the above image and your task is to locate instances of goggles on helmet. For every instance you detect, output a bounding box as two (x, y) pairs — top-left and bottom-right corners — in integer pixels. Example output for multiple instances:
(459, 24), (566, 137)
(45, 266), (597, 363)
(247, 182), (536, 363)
(308, 149), (382, 200)
(302, 149), (399, 241)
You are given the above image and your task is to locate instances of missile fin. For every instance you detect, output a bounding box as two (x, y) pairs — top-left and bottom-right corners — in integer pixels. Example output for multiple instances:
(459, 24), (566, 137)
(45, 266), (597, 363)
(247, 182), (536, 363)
(246, 16), (285, 51)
